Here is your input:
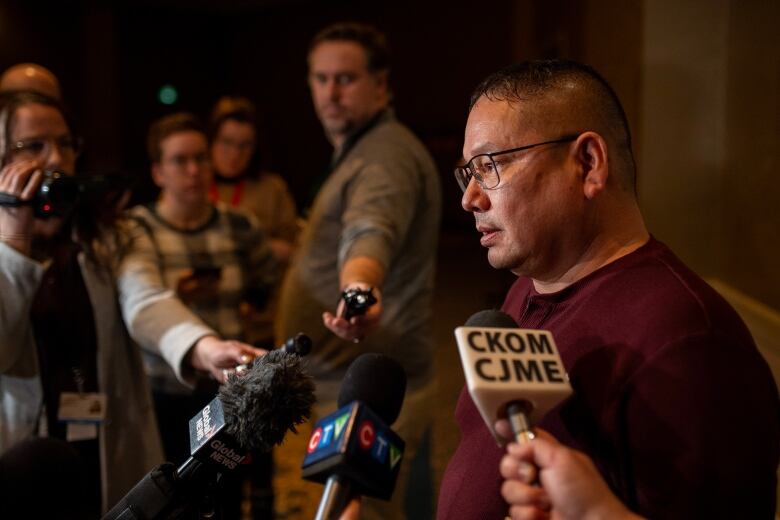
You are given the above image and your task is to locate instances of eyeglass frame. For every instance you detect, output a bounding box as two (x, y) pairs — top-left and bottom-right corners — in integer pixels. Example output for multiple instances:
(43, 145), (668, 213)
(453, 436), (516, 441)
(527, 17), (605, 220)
(454, 134), (580, 192)
(162, 151), (211, 169)
(214, 136), (255, 153)
(10, 134), (83, 160)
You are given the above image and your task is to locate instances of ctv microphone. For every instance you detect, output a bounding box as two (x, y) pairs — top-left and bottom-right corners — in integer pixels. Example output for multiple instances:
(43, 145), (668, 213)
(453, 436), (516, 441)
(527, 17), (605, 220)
(102, 342), (315, 520)
(455, 309), (572, 444)
(302, 353), (407, 520)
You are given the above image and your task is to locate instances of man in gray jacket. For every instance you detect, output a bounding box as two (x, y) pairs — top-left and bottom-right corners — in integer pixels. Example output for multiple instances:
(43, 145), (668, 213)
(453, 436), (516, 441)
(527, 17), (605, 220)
(276, 22), (441, 519)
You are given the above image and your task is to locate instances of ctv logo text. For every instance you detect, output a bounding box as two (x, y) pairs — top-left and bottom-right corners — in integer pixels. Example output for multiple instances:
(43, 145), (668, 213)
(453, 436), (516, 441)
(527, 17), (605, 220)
(307, 412), (350, 454)
(306, 412), (403, 470)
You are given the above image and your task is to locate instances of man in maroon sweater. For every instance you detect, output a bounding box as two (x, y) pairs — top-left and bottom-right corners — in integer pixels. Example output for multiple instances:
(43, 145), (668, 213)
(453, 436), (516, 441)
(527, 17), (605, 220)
(438, 60), (779, 519)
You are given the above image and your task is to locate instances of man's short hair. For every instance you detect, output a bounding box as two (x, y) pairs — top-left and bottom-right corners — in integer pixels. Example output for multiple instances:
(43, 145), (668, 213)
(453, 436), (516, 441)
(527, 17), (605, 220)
(309, 22), (390, 74)
(209, 96), (256, 140)
(146, 112), (205, 163)
(470, 60), (636, 190)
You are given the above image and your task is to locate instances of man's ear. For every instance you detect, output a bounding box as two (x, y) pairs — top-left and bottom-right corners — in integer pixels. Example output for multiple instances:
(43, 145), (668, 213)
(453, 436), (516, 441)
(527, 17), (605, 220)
(372, 70), (389, 100)
(373, 70), (389, 88)
(151, 163), (164, 188)
(575, 132), (609, 199)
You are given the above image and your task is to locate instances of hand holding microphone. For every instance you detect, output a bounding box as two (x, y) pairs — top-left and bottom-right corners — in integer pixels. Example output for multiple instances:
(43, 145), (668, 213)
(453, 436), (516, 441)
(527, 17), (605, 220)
(457, 313), (642, 520)
(189, 335), (266, 383)
(223, 332), (313, 380)
(498, 427), (644, 520)
(323, 283), (381, 343)
(191, 308), (315, 384)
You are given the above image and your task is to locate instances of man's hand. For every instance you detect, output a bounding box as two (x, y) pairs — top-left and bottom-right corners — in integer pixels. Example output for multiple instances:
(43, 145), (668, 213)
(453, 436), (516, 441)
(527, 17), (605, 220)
(338, 497), (361, 520)
(323, 284), (382, 343)
(189, 335), (266, 383)
(496, 423), (643, 520)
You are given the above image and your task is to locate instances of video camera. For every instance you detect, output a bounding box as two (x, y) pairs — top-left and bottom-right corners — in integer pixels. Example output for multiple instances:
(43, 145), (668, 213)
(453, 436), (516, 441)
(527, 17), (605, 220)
(0, 169), (132, 218)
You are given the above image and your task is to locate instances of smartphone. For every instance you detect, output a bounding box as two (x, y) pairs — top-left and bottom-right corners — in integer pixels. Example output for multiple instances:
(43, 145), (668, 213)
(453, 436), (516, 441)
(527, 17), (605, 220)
(191, 266), (222, 280)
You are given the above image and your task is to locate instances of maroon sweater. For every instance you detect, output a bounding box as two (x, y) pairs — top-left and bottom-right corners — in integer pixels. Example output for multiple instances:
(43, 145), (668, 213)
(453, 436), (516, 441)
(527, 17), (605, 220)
(438, 238), (779, 519)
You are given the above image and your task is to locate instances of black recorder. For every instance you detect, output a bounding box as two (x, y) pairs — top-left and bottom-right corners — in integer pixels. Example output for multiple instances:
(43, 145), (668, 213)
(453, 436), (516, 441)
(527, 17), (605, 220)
(341, 287), (377, 320)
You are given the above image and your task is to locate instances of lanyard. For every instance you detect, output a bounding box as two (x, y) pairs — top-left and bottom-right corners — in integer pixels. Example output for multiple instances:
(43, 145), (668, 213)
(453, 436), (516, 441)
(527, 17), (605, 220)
(329, 109), (386, 173)
(209, 178), (246, 208)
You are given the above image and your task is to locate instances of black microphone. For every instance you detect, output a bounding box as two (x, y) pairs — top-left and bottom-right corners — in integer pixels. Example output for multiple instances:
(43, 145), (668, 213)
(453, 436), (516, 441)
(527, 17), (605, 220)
(238, 333), (312, 377)
(302, 353), (407, 520)
(464, 308), (519, 328)
(279, 332), (313, 356)
(102, 343), (315, 520)
(456, 309), (572, 444)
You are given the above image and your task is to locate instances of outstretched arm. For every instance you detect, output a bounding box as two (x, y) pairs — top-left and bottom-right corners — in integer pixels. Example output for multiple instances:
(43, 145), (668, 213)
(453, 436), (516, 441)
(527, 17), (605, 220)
(116, 218), (263, 383)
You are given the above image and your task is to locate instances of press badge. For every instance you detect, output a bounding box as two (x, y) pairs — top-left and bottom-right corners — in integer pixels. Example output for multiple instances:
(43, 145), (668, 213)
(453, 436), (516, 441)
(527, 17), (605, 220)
(58, 392), (106, 441)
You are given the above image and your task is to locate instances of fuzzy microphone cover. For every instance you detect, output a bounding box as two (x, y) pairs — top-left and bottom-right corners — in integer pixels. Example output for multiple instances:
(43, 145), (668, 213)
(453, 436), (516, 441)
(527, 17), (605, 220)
(219, 349), (316, 452)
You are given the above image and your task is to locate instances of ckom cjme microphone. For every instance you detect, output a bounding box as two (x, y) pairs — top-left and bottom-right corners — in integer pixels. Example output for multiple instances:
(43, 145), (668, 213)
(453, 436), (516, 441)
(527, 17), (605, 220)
(302, 353), (407, 520)
(102, 336), (316, 520)
(455, 310), (572, 444)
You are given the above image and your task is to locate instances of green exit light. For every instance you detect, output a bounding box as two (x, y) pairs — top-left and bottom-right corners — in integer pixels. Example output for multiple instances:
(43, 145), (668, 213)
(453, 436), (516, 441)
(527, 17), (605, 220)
(158, 84), (178, 105)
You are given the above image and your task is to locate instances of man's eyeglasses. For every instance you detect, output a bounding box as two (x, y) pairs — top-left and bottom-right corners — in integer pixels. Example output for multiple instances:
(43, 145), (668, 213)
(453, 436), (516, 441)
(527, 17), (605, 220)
(165, 153), (210, 169)
(454, 135), (579, 192)
(11, 135), (82, 160)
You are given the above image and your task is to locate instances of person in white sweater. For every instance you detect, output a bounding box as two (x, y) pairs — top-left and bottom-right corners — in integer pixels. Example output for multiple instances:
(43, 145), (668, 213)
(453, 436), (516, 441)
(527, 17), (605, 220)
(0, 90), (262, 515)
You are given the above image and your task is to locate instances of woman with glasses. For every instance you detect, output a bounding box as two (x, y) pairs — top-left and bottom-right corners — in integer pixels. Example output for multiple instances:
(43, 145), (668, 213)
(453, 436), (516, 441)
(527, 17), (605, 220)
(209, 96), (298, 263)
(0, 90), (163, 517)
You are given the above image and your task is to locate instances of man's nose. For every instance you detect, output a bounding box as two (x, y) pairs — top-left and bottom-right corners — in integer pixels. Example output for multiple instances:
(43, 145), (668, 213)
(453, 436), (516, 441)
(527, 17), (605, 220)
(325, 79), (340, 101)
(187, 158), (205, 176)
(461, 178), (490, 213)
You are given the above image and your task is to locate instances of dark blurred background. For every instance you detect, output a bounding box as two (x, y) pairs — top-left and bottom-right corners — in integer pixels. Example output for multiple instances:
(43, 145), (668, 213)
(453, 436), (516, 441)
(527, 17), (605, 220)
(2, 1), (777, 301)
(2, 0), (778, 514)
(0, 0), (646, 232)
